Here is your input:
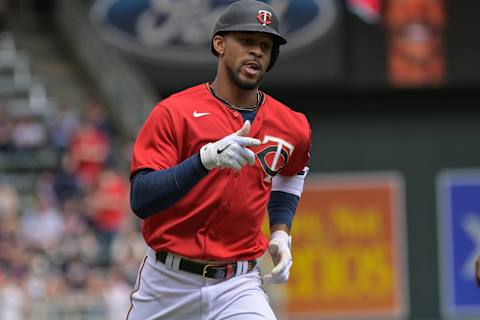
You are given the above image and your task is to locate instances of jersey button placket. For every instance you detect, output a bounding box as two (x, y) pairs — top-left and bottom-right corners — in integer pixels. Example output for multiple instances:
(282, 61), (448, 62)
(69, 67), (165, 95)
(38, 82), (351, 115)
(233, 111), (239, 118)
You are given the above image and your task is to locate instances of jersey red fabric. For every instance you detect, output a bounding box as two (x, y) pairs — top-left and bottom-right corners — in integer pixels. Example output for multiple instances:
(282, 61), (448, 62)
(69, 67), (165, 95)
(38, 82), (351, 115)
(130, 83), (311, 261)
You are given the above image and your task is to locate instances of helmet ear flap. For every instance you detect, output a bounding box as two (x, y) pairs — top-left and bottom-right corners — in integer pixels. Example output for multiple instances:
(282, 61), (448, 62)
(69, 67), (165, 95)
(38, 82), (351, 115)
(267, 45), (280, 72)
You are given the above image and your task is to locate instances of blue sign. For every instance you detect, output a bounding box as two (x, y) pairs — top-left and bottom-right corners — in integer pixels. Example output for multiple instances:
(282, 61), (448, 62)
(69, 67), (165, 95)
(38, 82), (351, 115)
(90, 0), (338, 63)
(438, 171), (480, 316)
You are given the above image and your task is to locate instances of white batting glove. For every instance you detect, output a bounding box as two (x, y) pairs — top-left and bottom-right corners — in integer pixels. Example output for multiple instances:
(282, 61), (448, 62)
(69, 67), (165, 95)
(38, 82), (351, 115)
(200, 121), (260, 171)
(263, 230), (293, 284)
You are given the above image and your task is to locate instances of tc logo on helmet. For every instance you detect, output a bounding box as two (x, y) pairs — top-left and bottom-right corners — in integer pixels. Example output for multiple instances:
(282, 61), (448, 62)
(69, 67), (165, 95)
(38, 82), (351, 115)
(257, 10), (272, 26)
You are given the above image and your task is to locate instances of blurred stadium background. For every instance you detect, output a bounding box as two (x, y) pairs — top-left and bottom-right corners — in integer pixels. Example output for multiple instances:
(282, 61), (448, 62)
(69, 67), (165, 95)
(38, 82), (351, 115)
(0, 0), (479, 319)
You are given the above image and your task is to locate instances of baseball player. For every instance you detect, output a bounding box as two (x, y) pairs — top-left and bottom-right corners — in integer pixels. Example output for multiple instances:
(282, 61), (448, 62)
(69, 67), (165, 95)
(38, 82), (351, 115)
(127, 1), (311, 319)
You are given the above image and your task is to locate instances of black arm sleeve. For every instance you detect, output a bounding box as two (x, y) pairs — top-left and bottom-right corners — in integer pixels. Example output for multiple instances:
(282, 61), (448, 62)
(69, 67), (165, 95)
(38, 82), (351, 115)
(267, 191), (300, 230)
(130, 153), (209, 219)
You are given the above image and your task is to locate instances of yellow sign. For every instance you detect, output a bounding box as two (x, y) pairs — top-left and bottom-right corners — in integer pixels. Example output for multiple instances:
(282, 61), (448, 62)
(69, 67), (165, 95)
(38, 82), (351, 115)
(288, 174), (407, 318)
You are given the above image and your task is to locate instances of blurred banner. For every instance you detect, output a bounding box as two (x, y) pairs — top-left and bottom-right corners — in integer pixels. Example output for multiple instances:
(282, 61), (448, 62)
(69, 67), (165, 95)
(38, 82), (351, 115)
(288, 173), (407, 318)
(384, 0), (446, 87)
(89, 0), (343, 92)
(437, 171), (480, 318)
(90, 0), (337, 64)
(348, 0), (381, 23)
(88, 0), (480, 93)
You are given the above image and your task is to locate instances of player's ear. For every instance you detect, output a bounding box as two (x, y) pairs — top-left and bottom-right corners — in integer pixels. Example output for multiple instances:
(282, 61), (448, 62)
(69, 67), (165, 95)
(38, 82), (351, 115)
(212, 34), (226, 56)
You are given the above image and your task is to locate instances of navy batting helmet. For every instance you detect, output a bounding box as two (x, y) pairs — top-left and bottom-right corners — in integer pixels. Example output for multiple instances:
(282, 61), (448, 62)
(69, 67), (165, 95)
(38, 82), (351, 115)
(211, 0), (287, 71)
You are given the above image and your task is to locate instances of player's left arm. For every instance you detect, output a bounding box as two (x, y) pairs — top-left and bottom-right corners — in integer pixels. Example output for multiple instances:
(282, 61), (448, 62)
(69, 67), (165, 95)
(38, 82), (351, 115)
(263, 167), (309, 284)
(263, 112), (311, 284)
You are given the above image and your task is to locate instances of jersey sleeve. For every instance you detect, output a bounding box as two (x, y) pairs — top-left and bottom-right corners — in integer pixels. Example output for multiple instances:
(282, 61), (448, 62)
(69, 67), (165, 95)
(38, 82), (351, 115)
(280, 113), (311, 176)
(130, 103), (179, 179)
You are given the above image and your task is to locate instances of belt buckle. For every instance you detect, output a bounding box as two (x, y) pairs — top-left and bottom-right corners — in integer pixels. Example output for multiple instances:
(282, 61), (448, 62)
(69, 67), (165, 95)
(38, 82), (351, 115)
(202, 264), (219, 278)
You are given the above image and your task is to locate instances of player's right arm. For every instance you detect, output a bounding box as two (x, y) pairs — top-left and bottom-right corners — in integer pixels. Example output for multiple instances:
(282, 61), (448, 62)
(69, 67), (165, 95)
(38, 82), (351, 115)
(199, 120), (260, 170)
(130, 105), (259, 219)
(130, 154), (208, 218)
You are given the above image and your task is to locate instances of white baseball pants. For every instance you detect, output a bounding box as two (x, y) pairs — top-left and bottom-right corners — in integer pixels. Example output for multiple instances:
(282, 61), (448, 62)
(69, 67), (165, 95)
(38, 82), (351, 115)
(126, 248), (277, 320)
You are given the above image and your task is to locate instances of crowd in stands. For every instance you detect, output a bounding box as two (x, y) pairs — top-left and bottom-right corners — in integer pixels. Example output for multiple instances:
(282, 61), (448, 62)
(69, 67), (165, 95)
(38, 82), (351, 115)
(0, 2), (147, 317)
(0, 101), (144, 319)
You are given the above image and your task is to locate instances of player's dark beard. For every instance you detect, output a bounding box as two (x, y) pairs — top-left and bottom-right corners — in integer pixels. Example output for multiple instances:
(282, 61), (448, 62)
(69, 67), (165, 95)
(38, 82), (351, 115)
(227, 65), (262, 90)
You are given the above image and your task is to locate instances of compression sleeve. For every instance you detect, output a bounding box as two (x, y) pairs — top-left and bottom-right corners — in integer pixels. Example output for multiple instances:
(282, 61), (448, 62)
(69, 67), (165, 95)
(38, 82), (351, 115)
(130, 153), (209, 219)
(267, 191), (300, 230)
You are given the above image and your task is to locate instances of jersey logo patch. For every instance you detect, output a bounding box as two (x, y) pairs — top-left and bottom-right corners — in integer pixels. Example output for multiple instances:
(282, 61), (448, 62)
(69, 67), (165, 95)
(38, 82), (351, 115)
(193, 111), (211, 118)
(256, 135), (295, 182)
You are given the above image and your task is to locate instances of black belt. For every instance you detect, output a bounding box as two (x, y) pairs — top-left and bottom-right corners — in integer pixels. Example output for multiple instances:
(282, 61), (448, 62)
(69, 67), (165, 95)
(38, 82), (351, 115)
(156, 251), (256, 280)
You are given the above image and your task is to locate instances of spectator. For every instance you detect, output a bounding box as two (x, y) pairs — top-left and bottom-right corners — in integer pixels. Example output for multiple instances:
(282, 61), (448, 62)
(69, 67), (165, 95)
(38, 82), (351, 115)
(85, 102), (111, 138)
(44, 270), (66, 299)
(110, 221), (145, 284)
(85, 102), (116, 167)
(4, 244), (29, 281)
(35, 170), (57, 206)
(56, 227), (100, 268)
(85, 269), (105, 315)
(0, 183), (20, 217)
(25, 252), (51, 301)
(21, 193), (64, 251)
(11, 115), (48, 150)
(61, 198), (87, 237)
(53, 154), (81, 204)
(0, 214), (26, 284)
(47, 104), (79, 151)
(0, 27), (147, 318)
(102, 269), (131, 320)
(0, 273), (26, 320)
(62, 256), (89, 292)
(76, 229), (101, 266)
(85, 168), (129, 265)
(68, 119), (110, 188)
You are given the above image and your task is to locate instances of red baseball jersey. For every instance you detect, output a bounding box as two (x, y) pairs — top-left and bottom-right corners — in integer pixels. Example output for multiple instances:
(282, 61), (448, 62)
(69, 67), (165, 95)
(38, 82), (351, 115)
(130, 83), (311, 261)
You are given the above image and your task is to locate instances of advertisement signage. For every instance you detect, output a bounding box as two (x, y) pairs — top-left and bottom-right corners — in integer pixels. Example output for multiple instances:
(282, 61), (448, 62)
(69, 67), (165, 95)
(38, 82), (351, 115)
(438, 171), (480, 316)
(288, 173), (408, 318)
(90, 0), (343, 91)
(90, 0), (338, 64)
